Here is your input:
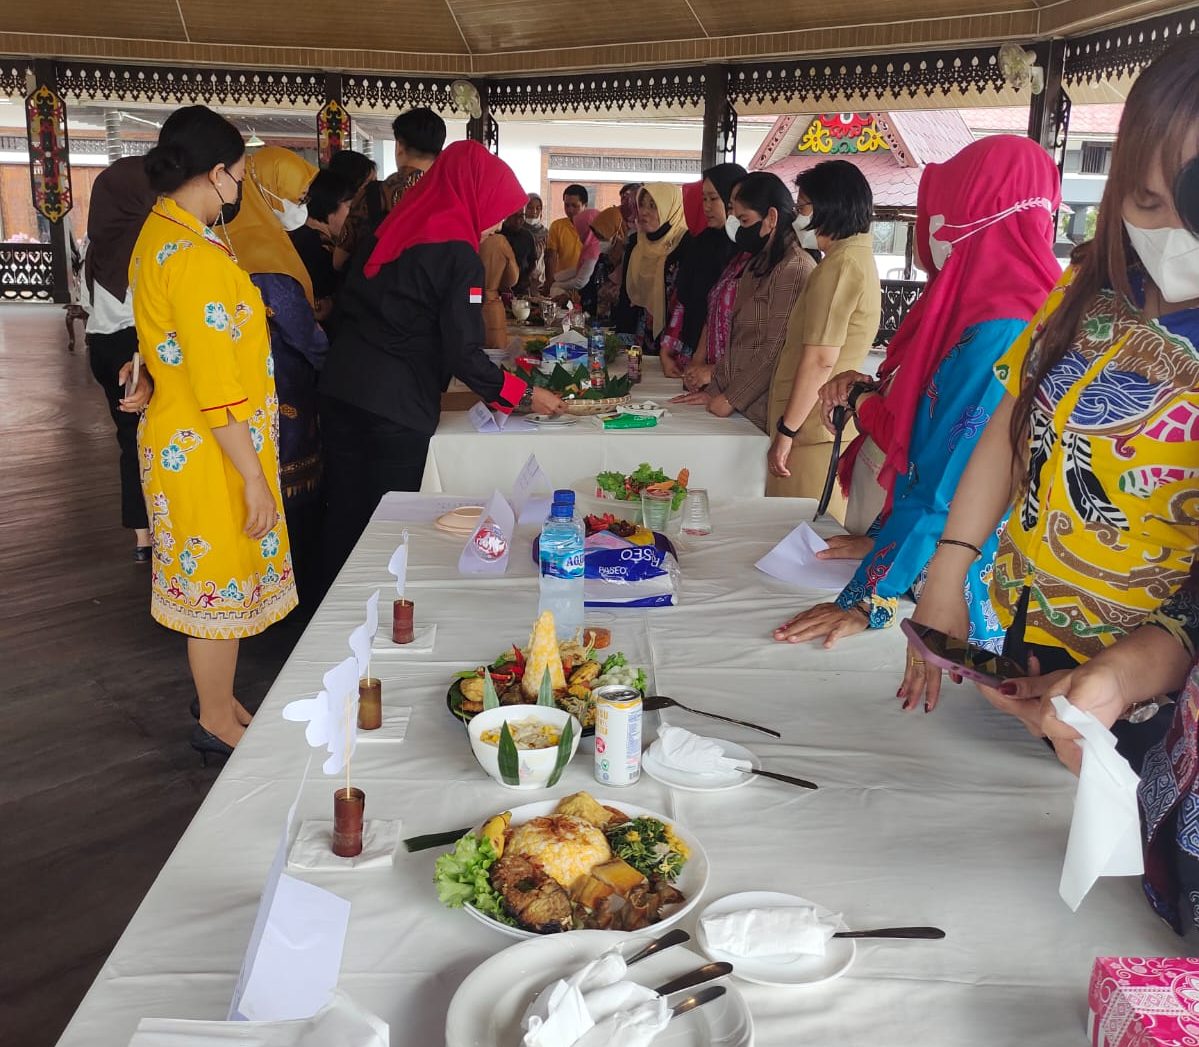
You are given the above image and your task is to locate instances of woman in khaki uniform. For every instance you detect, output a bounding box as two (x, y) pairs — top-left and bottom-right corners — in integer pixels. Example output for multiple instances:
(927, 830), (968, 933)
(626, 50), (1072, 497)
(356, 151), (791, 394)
(766, 161), (881, 512)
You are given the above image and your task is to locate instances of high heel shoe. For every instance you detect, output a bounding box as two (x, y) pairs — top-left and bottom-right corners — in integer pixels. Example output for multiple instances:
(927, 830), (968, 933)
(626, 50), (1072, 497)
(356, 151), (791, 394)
(190, 724), (234, 766)
(134, 545), (152, 563)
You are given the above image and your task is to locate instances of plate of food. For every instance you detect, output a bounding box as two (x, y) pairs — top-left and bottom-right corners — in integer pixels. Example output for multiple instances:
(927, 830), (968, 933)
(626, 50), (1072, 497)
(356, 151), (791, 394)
(435, 792), (709, 941)
(526, 413), (578, 426)
(448, 612), (647, 731)
(595, 464), (690, 522)
(445, 929), (754, 1047)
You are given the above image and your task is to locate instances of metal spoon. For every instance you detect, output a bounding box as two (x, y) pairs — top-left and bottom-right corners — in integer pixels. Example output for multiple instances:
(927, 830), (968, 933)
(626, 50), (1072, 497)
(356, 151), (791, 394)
(643, 694), (781, 738)
(652, 961), (733, 997)
(670, 986), (727, 1020)
(625, 928), (690, 966)
(748, 768), (818, 790)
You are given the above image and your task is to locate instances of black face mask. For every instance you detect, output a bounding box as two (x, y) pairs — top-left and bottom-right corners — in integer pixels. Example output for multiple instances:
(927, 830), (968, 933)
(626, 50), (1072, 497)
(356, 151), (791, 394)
(215, 175), (243, 226)
(734, 219), (767, 254)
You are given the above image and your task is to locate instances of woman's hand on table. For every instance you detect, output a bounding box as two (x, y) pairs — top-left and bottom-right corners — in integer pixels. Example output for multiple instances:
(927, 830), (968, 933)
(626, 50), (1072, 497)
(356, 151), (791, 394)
(529, 387), (568, 415)
(816, 533), (873, 560)
(773, 603), (867, 647)
(660, 350), (684, 379)
(683, 362), (713, 392)
(706, 394), (734, 417)
(243, 474), (279, 539)
(117, 361), (153, 412)
(767, 433), (792, 478)
(670, 390), (712, 407)
(899, 589), (970, 713)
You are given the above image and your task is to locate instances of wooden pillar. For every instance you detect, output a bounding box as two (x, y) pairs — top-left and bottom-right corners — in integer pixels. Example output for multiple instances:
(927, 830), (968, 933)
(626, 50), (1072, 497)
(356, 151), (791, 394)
(1027, 39), (1071, 177)
(26, 59), (72, 305)
(701, 65), (736, 171)
(465, 80), (498, 154)
(317, 72), (351, 166)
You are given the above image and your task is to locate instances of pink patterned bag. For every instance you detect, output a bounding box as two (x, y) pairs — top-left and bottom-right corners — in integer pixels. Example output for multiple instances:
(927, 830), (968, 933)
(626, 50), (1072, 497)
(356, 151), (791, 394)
(1089, 957), (1199, 1047)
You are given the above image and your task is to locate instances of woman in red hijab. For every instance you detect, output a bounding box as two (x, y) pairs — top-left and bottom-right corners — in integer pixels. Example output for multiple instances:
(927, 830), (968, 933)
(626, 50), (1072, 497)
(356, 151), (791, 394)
(319, 141), (565, 580)
(774, 135), (1061, 651)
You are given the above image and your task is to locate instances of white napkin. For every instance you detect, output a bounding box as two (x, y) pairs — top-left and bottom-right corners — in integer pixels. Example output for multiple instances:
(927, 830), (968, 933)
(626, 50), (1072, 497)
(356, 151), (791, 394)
(754, 523), (860, 591)
(701, 905), (839, 959)
(522, 949), (667, 1047)
(370, 623), (437, 655)
(1051, 696), (1144, 911)
(128, 991), (388, 1046)
(287, 819), (401, 871)
(353, 704), (412, 742)
(649, 725), (751, 775)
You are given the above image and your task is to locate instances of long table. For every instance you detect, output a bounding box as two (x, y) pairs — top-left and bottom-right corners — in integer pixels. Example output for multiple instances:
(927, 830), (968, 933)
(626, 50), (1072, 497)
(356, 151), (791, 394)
(421, 370), (771, 497)
(58, 496), (1181, 1046)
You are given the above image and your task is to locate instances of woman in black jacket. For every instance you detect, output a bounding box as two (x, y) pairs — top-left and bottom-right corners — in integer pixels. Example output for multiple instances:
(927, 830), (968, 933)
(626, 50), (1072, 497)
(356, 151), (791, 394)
(320, 141), (565, 580)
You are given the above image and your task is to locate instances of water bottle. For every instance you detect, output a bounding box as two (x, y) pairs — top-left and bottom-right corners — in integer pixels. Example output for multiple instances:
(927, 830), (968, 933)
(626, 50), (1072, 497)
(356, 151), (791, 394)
(538, 489), (585, 641)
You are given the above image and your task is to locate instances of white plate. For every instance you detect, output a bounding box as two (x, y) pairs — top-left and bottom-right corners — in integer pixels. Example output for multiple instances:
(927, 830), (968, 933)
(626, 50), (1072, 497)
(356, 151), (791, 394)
(526, 413), (578, 426)
(462, 798), (709, 941)
(696, 891), (856, 987)
(446, 929), (754, 1047)
(642, 737), (760, 793)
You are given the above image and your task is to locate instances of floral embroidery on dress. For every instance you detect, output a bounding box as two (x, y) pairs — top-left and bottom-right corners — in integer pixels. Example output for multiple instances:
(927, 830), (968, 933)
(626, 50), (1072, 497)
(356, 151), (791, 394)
(266, 352), (275, 378)
(248, 407), (267, 453)
(156, 331), (183, 366)
(178, 536), (211, 577)
(259, 530), (281, 558)
(219, 578), (246, 602)
(159, 428), (202, 473)
(156, 240), (193, 266)
(204, 302), (231, 331)
(231, 302), (252, 343)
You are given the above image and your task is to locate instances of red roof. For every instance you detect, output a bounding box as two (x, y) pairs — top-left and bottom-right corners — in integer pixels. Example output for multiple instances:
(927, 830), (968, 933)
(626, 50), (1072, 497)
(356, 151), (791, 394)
(959, 104), (1123, 134)
(765, 151), (923, 208)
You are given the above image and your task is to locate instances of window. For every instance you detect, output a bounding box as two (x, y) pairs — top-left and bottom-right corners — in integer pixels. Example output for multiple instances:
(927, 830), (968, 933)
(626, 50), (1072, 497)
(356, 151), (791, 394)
(1080, 142), (1112, 176)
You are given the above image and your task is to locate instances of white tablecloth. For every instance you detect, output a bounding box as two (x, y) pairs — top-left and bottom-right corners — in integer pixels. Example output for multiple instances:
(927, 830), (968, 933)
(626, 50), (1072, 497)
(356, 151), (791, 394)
(57, 497), (1183, 1047)
(421, 371), (771, 497)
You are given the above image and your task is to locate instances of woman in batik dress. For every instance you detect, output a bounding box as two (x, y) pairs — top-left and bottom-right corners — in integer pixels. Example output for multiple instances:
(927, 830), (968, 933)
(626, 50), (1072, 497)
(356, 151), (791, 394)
(132, 105), (297, 761)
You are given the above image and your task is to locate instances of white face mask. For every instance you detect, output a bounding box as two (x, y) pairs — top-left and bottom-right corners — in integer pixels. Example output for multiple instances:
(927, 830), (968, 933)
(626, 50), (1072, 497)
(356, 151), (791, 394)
(724, 214), (740, 243)
(927, 197), (1054, 270)
(792, 212), (818, 249)
(259, 184), (309, 232)
(793, 211), (812, 231)
(1124, 221), (1199, 303)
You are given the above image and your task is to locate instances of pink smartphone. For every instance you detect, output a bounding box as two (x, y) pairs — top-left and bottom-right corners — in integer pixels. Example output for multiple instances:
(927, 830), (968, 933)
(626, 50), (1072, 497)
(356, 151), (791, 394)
(900, 619), (1025, 687)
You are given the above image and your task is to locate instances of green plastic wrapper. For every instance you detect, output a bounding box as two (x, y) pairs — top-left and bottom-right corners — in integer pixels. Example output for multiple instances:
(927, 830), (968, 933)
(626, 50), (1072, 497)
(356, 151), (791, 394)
(602, 413), (658, 430)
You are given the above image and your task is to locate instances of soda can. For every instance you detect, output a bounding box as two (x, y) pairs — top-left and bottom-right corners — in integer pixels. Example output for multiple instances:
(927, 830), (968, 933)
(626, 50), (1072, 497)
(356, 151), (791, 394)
(593, 684), (643, 787)
(588, 343), (606, 392)
(626, 345), (643, 384)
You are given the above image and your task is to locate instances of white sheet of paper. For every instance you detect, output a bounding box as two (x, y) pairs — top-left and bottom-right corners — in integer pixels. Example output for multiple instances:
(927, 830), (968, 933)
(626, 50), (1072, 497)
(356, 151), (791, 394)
(371, 493), (484, 524)
(133, 990), (388, 1046)
(236, 873), (352, 1022)
(1052, 697), (1144, 911)
(755, 523), (860, 591)
(458, 490), (515, 575)
(512, 454), (553, 524)
(228, 759), (310, 1021)
(387, 533), (409, 599)
(467, 403), (534, 433)
(348, 591), (380, 679)
(282, 657), (361, 776)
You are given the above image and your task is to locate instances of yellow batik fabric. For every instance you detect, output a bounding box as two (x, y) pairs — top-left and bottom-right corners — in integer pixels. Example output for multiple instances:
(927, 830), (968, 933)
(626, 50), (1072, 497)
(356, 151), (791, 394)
(130, 197), (298, 639)
(992, 267), (1199, 661)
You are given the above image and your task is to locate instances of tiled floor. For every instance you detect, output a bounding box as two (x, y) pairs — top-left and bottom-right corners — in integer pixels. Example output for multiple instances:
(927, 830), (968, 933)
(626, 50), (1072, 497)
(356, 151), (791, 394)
(0, 305), (304, 1046)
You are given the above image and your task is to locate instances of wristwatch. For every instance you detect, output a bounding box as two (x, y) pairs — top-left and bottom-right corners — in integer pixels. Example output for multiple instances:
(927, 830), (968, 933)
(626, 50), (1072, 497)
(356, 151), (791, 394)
(846, 381), (875, 415)
(1121, 697), (1171, 724)
(776, 416), (800, 439)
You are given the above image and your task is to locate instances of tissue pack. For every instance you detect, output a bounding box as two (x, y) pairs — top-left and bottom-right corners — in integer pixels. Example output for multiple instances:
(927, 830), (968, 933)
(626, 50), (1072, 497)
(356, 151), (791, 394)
(1088, 956), (1199, 1047)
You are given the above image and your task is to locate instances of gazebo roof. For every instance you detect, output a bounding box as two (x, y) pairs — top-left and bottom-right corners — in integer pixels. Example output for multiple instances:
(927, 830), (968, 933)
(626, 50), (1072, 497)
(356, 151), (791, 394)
(0, 0), (1193, 76)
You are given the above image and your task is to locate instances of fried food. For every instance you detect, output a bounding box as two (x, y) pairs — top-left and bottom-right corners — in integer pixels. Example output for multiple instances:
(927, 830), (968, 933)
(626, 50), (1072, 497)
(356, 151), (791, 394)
(460, 676), (486, 703)
(490, 854), (574, 933)
(569, 660), (601, 686)
(582, 627), (611, 649)
(554, 791), (617, 829)
(506, 815), (611, 890)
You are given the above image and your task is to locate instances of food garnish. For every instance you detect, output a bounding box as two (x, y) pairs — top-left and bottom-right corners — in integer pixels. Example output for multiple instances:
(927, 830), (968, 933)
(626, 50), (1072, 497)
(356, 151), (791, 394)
(596, 463), (689, 511)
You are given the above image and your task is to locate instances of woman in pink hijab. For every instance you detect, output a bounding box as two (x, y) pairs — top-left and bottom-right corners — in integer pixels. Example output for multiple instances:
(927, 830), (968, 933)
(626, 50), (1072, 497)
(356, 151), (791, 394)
(549, 207), (603, 299)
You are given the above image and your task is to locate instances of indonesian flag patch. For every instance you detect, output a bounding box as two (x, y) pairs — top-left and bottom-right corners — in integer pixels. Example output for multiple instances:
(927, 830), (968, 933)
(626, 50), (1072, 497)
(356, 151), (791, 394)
(469, 286), (483, 304)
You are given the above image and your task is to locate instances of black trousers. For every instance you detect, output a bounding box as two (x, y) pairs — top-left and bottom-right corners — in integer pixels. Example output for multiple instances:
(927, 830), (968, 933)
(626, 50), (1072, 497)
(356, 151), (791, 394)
(1003, 587), (1171, 774)
(87, 326), (148, 531)
(320, 395), (431, 588)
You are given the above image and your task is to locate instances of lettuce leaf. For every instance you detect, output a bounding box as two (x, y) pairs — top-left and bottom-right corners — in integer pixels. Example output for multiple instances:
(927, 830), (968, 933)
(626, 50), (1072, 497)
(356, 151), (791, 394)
(432, 833), (516, 926)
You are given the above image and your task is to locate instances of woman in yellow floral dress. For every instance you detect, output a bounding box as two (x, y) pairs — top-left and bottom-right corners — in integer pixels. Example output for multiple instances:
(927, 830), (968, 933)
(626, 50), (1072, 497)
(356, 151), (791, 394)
(131, 105), (297, 761)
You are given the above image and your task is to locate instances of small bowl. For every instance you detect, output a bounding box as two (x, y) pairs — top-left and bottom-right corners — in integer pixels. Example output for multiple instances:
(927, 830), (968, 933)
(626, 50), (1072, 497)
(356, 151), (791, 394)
(467, 706), (582, 790)
(512, 300), (532, 322)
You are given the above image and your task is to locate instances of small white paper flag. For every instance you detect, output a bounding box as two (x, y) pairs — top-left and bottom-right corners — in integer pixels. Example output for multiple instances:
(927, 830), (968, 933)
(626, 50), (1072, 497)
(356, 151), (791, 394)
(348, 590), (380, 678)
(513, 453), (553, 524)
(387, 531), (409, 599)
(282, 656), (361, 775)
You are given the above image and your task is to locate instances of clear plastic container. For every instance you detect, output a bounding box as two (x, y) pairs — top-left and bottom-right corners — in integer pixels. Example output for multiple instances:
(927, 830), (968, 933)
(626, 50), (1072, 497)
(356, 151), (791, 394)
(538, 489), (585, 640)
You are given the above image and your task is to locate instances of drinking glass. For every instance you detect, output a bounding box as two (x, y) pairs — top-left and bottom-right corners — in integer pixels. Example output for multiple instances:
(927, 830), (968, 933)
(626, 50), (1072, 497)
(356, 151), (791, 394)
(542, 300), (559, 327)
(681, 489), (712, 536)
(640, 489), (674, 532)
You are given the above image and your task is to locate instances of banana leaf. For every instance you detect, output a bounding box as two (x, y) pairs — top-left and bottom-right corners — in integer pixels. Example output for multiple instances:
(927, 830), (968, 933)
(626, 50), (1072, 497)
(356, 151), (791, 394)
(497, 722), (520, 786)
(483, 668), (499, 711)
(537, 667), (556, 707)
(546, 718), (574, 787)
